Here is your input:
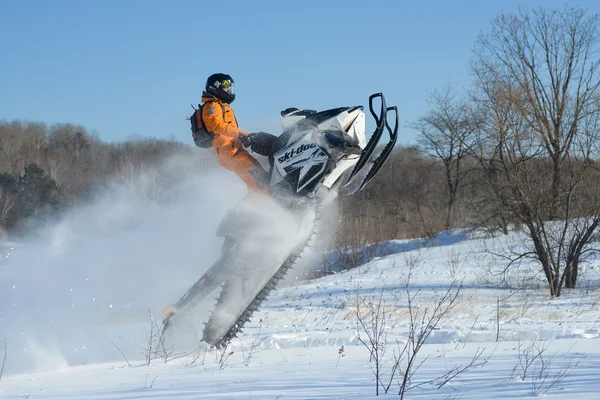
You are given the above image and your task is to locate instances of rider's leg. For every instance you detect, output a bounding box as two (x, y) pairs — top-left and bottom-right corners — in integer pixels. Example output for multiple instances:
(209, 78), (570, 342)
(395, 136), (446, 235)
(213, 138), (269, 193)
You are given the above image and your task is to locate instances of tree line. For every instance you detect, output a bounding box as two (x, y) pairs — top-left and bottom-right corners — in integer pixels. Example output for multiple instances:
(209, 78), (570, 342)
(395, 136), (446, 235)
(0, 120), (193, 235)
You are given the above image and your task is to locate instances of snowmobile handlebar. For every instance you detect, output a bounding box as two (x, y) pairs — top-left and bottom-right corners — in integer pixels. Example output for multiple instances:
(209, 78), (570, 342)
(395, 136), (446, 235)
(343, 92), (399, 193)
(369, 92), (386, 131)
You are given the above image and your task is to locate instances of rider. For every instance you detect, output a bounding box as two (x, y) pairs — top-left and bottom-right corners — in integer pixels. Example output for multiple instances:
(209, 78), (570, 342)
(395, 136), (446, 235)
(200, 73), (270, 192)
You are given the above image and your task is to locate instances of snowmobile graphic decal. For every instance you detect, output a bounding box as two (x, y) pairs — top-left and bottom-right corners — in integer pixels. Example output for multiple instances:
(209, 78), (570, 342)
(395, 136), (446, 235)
(277, 143), (318, 163)
(277, 145), (329, 193)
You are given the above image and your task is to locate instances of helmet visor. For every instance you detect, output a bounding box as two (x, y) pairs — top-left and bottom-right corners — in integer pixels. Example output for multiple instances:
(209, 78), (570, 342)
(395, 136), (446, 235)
(222, 79), (235, 96)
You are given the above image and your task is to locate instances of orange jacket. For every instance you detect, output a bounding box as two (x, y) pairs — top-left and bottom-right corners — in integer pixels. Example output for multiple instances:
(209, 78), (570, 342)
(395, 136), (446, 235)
(201, 97), (247, 141)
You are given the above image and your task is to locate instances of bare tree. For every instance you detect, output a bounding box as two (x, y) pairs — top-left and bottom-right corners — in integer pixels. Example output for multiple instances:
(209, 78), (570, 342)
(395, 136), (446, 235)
(413, 85), (480, 230)
(471, 6), (600, 295)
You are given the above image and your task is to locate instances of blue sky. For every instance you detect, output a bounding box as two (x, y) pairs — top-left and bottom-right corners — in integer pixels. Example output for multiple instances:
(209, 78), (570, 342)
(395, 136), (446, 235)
(1, 0), (599, 146)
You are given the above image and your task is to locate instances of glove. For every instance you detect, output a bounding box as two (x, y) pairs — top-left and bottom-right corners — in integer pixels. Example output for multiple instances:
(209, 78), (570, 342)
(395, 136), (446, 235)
(238, 133), (254, 148)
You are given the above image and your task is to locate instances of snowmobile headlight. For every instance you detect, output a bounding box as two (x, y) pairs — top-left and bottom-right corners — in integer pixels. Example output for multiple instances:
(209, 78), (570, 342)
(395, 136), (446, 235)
(324, 131), (358, 149)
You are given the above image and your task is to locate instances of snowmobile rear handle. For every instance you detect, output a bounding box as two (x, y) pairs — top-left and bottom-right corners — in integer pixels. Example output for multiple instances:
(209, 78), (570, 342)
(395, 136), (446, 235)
(343, 93), (399, 193)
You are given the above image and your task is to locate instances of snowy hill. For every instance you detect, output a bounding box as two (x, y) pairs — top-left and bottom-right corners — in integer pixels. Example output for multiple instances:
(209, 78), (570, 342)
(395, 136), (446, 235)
(1, 173), (600, 399)
(2, 229), (600, 399)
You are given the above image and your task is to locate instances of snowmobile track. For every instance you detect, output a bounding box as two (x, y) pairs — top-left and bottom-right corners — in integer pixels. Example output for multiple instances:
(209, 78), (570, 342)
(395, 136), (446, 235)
(204, 201), (321, 348)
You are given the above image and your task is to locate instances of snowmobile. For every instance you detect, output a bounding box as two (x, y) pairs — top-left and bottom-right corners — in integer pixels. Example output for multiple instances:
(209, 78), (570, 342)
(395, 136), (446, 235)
(161, 92), (398, 348)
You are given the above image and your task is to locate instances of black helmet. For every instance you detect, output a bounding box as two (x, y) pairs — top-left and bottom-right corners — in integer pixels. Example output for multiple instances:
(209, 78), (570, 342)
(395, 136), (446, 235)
(205, 73), (236, 104)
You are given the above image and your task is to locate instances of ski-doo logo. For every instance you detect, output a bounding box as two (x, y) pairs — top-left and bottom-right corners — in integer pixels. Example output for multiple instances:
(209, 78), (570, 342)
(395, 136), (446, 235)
(277, 143), (318, 163)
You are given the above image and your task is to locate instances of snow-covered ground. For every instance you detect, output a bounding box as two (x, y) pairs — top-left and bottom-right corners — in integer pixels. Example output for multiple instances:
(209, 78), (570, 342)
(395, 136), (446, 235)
(1, 171), (600, 399)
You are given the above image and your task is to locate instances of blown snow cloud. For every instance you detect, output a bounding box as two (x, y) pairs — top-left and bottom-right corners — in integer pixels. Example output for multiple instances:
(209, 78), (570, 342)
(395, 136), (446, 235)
(0, 154), (246, 374)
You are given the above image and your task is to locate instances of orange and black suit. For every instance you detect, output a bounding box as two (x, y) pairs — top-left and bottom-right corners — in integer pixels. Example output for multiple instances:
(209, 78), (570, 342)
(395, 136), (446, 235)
(201, 95), (268, 192)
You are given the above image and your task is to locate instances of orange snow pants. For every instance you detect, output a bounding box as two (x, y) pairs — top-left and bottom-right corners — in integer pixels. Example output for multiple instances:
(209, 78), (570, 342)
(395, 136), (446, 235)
(212, 135), (268, 193)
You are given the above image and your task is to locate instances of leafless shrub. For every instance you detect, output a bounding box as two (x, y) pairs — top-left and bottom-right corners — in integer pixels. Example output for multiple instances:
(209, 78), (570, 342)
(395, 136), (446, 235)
(445, 249), (465, 281)
(214, 345), (234, 370)
(512, 334), (584, 396)
(240, 333), (262, 366)
(395, 281), (476, 398)
(130, 310), (199, 366)
(456, 313), (480, 350)
(110, 339), (131, 367)
(155, 337), (193, 364)
(355, 288), (392, 395)
(495, 291), (524, 342)
(320, 245), (365, 276)
(144, 373), (158, 389)
(187, 341), (209, 367)
(531, 350), (583, 396)
(335, 345), (345, 369)
(0, 337), (6, 382)
(355, 275), (490, 397)
(313, 241), (386, 278)
(287, 309), (312, 335)
(138, 310), (161, 365)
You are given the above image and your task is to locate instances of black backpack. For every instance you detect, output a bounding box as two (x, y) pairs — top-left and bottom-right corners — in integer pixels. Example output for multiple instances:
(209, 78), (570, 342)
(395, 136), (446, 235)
(190, 101), (224, 148)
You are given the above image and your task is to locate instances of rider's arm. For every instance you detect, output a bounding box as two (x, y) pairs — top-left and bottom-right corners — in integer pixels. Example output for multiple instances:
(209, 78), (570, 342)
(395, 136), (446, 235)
(249, 132), (281, 156)
(202, 104), (247, 139)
